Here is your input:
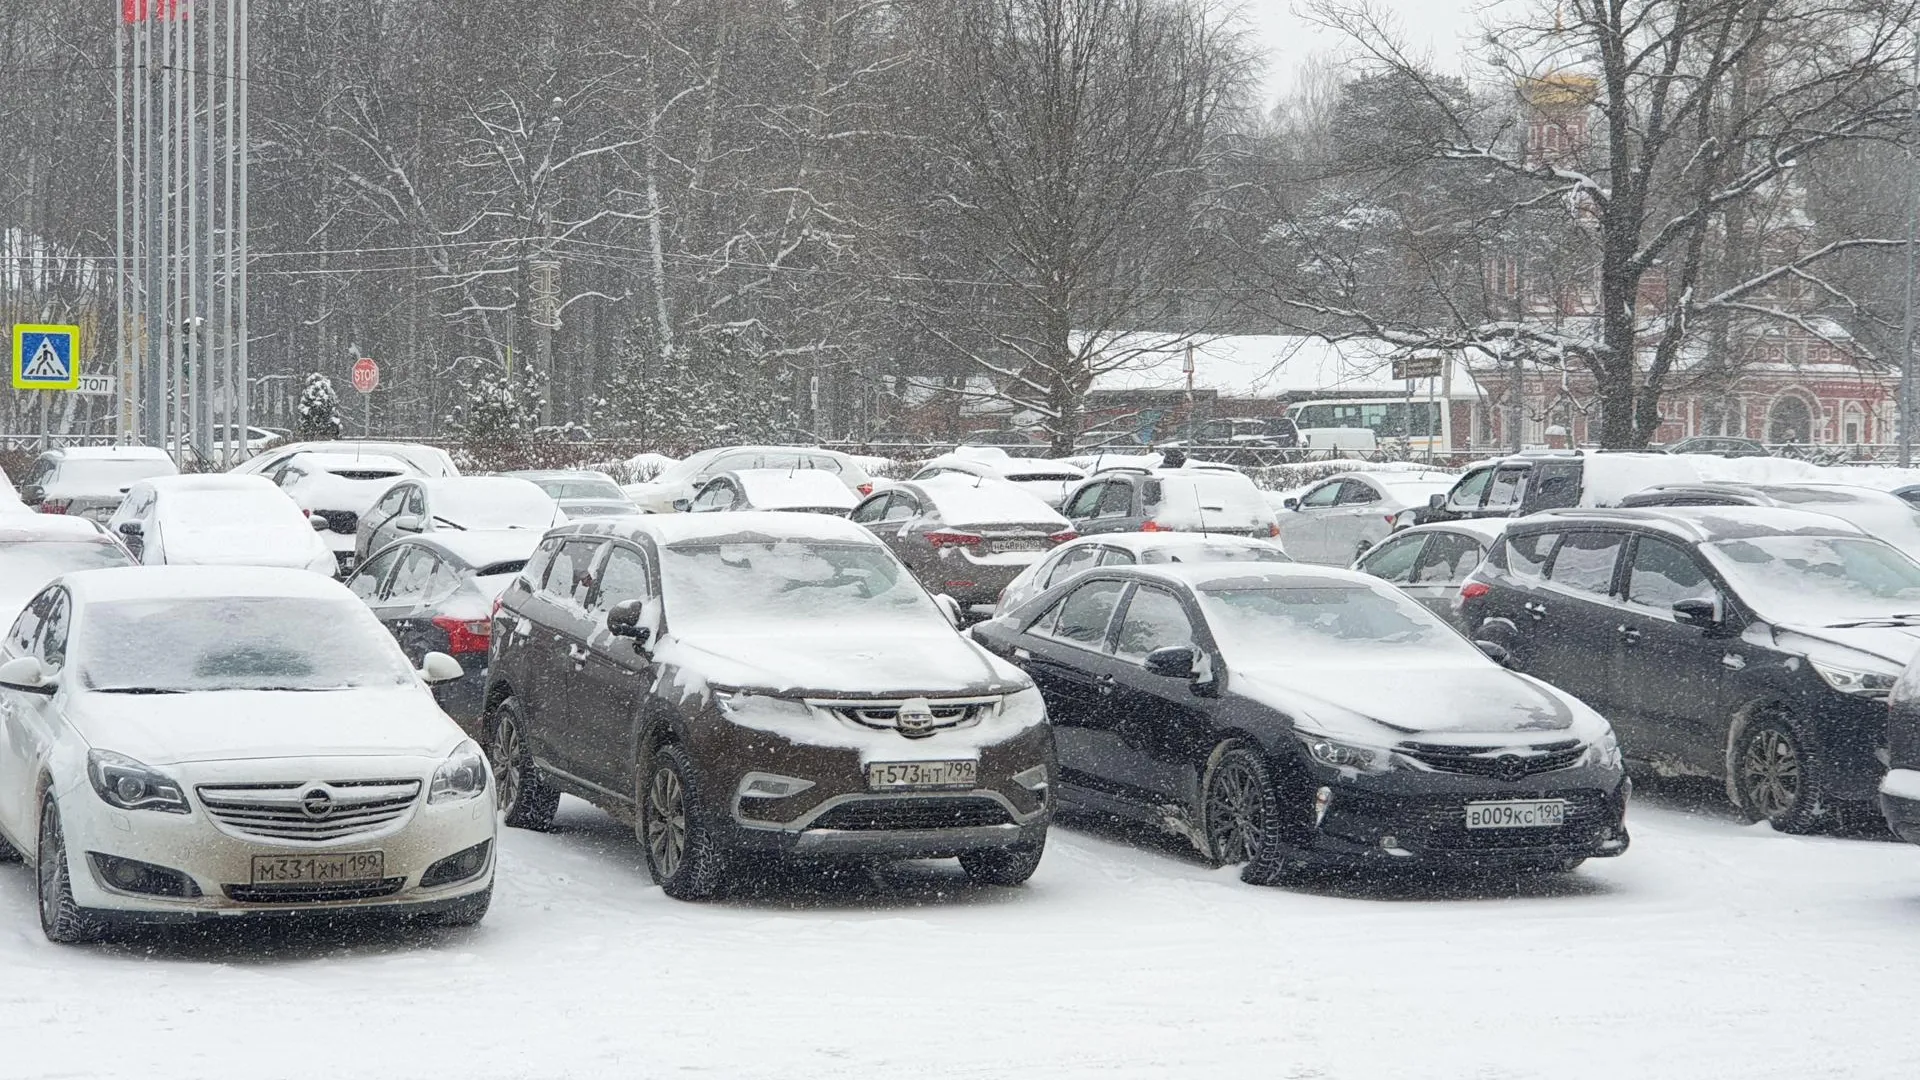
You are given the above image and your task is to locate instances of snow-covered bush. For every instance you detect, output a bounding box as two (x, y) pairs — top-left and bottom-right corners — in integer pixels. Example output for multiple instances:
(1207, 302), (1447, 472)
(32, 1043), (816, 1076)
(296, 373), (343, 440)
(447, 360), (544, 442)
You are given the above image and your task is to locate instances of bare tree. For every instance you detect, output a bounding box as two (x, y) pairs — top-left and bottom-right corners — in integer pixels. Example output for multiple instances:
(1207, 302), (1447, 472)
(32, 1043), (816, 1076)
(1270, 0), (1920, 448)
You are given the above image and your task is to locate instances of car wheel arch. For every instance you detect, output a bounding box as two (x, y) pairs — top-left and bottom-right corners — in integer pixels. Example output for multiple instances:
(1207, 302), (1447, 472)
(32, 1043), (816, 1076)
(1723, 697), (1814, 808)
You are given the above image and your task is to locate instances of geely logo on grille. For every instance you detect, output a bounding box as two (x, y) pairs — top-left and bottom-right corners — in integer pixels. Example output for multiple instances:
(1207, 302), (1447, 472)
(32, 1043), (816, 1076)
(301, 788), (335, 819)
(896, 698), (936, 737)
(1494, 755), (1527, 782)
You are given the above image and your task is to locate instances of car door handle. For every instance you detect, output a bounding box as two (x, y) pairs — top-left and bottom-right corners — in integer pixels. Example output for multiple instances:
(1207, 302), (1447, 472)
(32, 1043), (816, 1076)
(1523, 601), (1546, 620)
(568, 645), (589, 662)
(1617, 625), (1642, 645)
(1096, 674), (1116, 696)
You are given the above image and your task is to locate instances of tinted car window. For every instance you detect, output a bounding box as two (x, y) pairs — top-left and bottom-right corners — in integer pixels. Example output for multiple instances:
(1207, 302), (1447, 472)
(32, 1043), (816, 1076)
(1626, 536), (1717, 610)
(1484, 467), (1528, 509)
(690, 481), (732, 512)
(543, 540), (603, 605)
(593, 546), (652, 610)
(1044, 546), (1101, 587)
(1299, 482), (1341, 508)
(1113, 587), (1194, 661)
(1063, 484), (1104, 518)
(1038, 579), (1126, 646)
(1447, 468), (1493, 509)
(1548, 532), (1625, 595)
(1506, 531), (1559, 581)
(1359, 535), (1423, 583)
(1335, 480), (1379, 506)
(386, 547), (441, 602)
(1098, 548), (1139, 566)
(1096, 482), (1133, 516)
(1413, 532), (1486, 584)
(1531, 464), (1581, 510)
(849, 495), (890, 524)
(36, 590), (71, 668)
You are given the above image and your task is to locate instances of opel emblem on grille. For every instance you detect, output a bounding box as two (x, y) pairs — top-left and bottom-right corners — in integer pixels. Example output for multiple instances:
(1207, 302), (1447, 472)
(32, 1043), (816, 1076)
(896, 697), (937, 738)
(301, 788), (335, 819)
(1494, 755), (1527, 783)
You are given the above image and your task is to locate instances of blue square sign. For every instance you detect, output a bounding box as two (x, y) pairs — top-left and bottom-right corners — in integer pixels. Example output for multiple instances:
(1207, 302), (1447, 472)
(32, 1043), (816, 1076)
(12, 324), (80, 390)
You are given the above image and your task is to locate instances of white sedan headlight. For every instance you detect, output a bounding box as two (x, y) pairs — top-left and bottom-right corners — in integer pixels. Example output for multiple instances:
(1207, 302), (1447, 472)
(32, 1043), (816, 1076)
(428, 740), (489, 804)
(88, 750), (190, 814)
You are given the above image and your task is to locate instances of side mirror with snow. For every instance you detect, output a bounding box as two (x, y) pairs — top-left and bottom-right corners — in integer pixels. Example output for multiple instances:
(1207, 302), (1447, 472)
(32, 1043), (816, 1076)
(0, 656), (57, 695)
(418, 652), (464, 684)
(309, 514), (331, 532)
(392, 514), (424, 534)
(935, 594), (963, 629)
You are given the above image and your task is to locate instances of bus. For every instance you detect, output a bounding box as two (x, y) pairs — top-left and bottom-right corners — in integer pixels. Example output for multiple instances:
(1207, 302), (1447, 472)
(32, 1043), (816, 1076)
(1285, 398), (1451, 455)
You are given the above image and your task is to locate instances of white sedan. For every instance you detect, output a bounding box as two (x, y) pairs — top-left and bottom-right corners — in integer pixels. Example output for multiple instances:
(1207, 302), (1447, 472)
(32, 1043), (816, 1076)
(107, 473), (337, 575)
(0, 566), (496, 942)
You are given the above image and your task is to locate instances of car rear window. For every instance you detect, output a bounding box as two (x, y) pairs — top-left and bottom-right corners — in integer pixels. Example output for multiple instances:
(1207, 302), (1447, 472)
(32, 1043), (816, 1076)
(1547, 532), (1625, 594)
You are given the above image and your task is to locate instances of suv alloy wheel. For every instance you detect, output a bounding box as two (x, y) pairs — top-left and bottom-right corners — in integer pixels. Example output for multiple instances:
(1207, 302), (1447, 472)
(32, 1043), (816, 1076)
(639, 744), (729, 900)
(490, 699), (559, 830)
(1734, 713), (1830, 834)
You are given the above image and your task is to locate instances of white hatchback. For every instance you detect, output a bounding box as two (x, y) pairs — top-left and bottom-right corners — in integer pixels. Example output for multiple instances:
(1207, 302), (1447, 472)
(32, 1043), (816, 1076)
(0, 566), (496, 941)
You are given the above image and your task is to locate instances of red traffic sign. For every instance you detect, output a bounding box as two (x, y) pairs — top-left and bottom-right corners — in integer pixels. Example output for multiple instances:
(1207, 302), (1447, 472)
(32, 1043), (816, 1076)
(351, 357), (380, 394)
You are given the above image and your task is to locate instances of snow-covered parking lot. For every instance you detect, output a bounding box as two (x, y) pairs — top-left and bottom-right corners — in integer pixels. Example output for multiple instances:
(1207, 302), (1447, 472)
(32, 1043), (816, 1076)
(0, 781), (1913, 1080)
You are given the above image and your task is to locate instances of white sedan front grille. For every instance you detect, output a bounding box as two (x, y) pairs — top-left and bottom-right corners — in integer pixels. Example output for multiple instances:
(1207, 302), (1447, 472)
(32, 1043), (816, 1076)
(194, 780), (422, 843)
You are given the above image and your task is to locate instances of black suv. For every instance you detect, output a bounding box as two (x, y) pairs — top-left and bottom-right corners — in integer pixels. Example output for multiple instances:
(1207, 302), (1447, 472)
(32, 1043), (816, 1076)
(1458, 506), (1919, 832)
(483, 513), (1054, 899)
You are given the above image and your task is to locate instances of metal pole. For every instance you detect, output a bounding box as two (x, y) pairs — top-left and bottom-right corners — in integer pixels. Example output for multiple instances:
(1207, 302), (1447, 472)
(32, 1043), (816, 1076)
(236, 0), (250, 450)
(114, 11), (128, 441)
(141, 9), (162, 446)
(1903, 30), (1919, 467)
(187, 0), (203, 464)
(223, 0), (238, 463)
(171, 4), (187, 467)
(160, 1), (177, 459)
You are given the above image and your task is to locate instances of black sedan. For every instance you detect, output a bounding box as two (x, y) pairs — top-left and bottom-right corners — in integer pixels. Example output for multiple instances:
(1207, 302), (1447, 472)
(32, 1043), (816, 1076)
(971, 563), (1629, 882)
(345, 531), (542, 734)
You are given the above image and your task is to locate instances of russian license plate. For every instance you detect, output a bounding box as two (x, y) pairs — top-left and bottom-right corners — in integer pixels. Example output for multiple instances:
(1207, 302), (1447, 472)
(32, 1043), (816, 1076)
(250, 851), (385, 885)
(993, 538), (1045, 553)
(867, 760), (978, 790)
(1464, 800), (1567, 829)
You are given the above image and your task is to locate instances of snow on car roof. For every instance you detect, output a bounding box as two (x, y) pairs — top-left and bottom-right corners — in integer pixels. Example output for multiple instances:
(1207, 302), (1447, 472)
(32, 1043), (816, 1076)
(1117, 560), (1383, 591)
(911, 475), (1071, 526)
(405, 530), (545, 569)
(726, 468), (858, 509)
(58, 564), (354, 605)
(579, 510), (887, 547)
(144, 473), (284, 493)
(1530, 505), (1869, 542)
(1396, 518), (1511, 542)
(291, 451), (415, 474)
(1060, 532), (1283, 554)
(49, 445), (174, 461)
(0, 516), (113, 543)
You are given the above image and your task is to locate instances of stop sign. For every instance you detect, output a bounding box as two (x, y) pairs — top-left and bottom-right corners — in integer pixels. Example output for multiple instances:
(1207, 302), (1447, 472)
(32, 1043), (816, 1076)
(351, 357), (380, 394)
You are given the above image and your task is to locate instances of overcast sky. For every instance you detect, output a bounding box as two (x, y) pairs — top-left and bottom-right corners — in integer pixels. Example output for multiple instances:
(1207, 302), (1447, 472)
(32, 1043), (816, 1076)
(1246, 1), (1489, 106)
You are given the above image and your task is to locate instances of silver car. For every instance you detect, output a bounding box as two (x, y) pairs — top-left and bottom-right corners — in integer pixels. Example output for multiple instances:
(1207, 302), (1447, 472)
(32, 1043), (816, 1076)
(18, 447), (179, 523)
(1276, 471), (1457, 565)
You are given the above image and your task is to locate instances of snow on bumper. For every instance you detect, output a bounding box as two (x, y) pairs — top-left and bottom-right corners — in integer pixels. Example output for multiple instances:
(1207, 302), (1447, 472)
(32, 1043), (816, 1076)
(56, 755), (496, 919)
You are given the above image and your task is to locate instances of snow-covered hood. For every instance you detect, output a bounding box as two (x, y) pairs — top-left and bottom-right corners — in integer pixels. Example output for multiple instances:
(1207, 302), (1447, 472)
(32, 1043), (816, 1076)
(67, 685), (464, 766)
(1772, 623), (1920, 671)
(658, 625), (1027, 698)
(1231, 662), (1594, 741)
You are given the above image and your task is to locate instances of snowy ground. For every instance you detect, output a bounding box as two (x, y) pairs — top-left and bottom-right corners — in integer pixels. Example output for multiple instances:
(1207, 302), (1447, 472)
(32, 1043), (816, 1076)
(2, 780), (1916, 1079)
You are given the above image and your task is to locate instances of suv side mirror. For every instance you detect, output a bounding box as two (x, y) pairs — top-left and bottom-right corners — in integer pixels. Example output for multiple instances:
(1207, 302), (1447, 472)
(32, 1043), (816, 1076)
(1143, 645), (1198, 679)
(1475, 640), (1515, 668)
(671, 498), (692, 513)
(608, 598), (654, 648)
(0, 656), (56, 695)
(391, 514), (423, 533)
(19, 484), (44, 507)
(1428, 493), (1446, 510)
(418, 651), (464, 684)
(1283, 497), (1300, 511)
(117, 521), (143, 537)
(1672, 597), (1724, 629)
(934, 593), (963, 629)
(309, 513), (331, 532)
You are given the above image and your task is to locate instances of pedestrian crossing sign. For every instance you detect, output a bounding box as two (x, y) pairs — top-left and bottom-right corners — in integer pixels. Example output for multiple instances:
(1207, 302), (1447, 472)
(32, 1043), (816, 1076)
(11, 325), (80, 391)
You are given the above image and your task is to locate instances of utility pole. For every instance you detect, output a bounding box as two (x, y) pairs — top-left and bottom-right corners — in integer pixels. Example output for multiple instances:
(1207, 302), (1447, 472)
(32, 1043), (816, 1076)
(1903, 30), (1919, 467)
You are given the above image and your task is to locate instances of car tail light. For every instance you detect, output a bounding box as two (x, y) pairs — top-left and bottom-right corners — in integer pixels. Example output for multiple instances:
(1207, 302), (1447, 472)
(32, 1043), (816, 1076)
(927, 531), (983, 548)
(39, 501), (70, 516)
(1141, 520), (1166, 532)
(1460, 582), (1490, 602)
(1047, 529), (1077, 545)
(491, 597), (503, 621)
(858, 483), (874, 496)
(431, 616), (491, 655)
(1384, 514), (1397, 525)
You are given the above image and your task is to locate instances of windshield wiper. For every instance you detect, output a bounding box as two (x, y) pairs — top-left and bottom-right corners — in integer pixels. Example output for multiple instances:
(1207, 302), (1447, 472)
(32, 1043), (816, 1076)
(93, 687), (186, 695)
(1825, 614), (1920, 628)
(432, 515), (467, 531)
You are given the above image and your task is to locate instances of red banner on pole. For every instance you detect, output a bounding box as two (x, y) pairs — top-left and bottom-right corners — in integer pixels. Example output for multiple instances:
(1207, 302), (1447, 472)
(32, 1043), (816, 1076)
(123, 0), (184, 22)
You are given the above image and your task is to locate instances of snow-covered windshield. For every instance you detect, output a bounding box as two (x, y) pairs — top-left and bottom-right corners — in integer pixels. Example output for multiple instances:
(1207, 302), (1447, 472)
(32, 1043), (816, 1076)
(0, 542), (132, 583)
(1149, 474), (1272, 528)
(434, 481), (559, 529)
(1140, 542), (1290, 565)
(1197, 583), (1480, 667)
(53, 458), (175, 492)
(659, 538), (937, 633)
(531, 476), (626, 501)
(1702, 536), (1920, 626)
(78, 596), (415, 693)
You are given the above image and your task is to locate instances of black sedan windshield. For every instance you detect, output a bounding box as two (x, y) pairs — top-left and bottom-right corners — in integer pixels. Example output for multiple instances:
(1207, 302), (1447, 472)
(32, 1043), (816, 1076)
(1196, 583), (1480, 666)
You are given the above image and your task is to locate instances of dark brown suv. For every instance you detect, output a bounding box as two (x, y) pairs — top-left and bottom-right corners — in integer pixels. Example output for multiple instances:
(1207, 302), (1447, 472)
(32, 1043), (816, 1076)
(482, 513), (1054, 899)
